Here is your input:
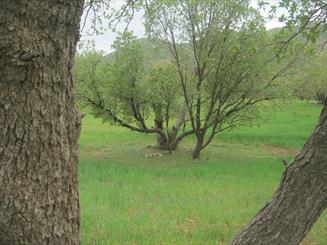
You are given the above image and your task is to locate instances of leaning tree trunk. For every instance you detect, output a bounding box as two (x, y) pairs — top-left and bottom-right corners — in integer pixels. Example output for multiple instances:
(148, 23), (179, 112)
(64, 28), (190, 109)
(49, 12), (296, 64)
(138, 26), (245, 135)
(0, 0), (84, 244)
(232, 104), (327, 245)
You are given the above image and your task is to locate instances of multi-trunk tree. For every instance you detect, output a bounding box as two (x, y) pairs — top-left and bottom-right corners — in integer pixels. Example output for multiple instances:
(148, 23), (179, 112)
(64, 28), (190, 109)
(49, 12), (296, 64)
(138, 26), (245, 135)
(145, 0), (287, 159)
(75, 33), (193, 151)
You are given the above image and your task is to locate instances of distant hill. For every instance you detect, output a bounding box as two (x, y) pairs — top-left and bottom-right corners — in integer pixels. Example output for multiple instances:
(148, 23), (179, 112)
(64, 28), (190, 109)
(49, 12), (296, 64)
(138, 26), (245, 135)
(136, 38), (172, 63)
(106, 27), (327, 64)
(106, 38), (172, 64)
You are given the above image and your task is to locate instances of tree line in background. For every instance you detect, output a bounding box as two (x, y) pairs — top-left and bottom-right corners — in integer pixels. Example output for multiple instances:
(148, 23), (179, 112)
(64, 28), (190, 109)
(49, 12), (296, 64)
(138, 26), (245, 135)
(75, 0), (325, 159)
(293, 49), (327, 104)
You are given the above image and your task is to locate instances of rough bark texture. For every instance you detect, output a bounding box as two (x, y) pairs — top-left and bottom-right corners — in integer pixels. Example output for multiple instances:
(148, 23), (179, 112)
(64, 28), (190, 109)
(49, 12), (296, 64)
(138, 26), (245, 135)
(0, 0), (84, 244)
(232, 104), (327, 245)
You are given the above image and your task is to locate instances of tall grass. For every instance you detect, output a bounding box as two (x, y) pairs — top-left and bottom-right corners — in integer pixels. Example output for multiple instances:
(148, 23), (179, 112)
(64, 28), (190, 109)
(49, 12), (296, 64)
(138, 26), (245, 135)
(79, 101), (326, 244)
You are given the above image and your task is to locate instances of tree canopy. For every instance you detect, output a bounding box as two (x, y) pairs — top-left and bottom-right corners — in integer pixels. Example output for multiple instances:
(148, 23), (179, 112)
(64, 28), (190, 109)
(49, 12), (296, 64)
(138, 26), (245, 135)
(144, 0), (291, 158)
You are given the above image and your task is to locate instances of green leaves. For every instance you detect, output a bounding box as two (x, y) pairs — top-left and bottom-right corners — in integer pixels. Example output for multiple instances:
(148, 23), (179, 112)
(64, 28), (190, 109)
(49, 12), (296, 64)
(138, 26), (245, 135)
(75, 31), (183, 132)
(143, 0), (287, 157)
(292, 49), (327, 104)
(146, 61), (181, 115)
(275, 0), (327, 47)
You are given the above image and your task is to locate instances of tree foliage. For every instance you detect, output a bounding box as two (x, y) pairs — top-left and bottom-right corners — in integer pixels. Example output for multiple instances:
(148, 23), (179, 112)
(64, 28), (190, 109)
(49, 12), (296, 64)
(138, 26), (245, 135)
(78, 0), (309, 159)
(268, 0), (327, 58)
(75, 32), (190, 150)
(145, 0), (287, 158)
(293, 49), (327, 104)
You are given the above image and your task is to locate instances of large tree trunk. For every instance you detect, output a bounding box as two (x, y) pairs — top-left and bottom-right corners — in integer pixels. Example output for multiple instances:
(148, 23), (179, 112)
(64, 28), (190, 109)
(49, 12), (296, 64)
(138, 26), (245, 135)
(232, 104), (327, 245)
(0, 0), (84, 244)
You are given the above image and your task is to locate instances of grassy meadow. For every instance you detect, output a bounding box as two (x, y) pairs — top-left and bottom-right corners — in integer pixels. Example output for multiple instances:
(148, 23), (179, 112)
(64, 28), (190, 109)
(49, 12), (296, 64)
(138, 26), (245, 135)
(79, 101), (327, 245)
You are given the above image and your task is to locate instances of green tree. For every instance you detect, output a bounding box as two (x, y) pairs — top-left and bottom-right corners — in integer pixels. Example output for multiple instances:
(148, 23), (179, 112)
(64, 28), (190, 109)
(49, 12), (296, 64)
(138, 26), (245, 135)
(146, 61), (191, 149)
(145, 0), (285, 159)
(75, 33), (191, 150)
(293, 49), (327, 104)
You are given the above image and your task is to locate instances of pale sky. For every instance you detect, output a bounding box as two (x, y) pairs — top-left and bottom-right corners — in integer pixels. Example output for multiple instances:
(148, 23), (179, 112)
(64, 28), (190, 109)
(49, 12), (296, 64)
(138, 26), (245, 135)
(80, 0), (284, 53)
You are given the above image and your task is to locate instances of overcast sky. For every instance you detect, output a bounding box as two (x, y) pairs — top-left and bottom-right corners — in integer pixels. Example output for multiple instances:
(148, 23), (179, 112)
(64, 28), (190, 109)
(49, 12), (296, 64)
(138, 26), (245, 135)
(80, 0), (284, 53)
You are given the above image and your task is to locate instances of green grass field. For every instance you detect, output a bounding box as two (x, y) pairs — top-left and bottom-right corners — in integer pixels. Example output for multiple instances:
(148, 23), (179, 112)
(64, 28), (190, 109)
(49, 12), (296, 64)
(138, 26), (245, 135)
(79, 101), (327, 245)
